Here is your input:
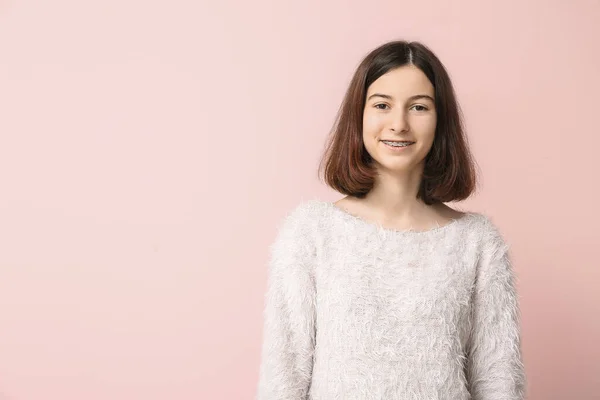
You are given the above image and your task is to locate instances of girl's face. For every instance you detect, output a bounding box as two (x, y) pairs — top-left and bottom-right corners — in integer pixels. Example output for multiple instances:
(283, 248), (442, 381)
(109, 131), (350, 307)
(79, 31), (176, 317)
(362, 65), (437, 175)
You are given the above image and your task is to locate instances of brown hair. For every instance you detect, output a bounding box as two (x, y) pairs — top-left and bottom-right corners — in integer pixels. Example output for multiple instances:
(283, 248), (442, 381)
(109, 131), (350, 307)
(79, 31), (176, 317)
(318, 40), (479, 205)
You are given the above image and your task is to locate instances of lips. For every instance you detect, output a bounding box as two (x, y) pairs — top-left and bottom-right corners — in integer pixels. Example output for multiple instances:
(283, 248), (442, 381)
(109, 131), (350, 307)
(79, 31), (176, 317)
(381, 140), (415, 151)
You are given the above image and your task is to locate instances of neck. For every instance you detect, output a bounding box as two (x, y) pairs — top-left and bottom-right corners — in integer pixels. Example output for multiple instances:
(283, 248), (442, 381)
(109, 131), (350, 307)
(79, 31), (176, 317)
(362, 164), (431, 221)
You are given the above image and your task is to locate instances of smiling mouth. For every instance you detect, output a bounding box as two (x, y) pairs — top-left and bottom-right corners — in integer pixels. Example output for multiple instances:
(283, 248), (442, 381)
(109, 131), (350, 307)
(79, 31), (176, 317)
(380, 140), (415, 148)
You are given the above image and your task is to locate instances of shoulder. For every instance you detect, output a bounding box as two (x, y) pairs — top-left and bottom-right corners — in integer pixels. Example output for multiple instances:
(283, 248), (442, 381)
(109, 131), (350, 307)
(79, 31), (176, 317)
(464, 212), (512, 261)
(268, 199), (325, 267)
(271, 198), (326, 247)
(276, 198), (325, 231)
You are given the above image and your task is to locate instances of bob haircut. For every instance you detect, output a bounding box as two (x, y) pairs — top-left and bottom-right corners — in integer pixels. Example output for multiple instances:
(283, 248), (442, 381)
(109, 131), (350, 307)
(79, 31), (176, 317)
(318, 40), (479, 205)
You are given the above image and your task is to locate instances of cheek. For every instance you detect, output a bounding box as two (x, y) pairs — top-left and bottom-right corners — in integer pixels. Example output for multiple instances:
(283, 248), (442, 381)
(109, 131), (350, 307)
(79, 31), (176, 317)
(414, 117), (436, 137)
(362, 113), (381, 135)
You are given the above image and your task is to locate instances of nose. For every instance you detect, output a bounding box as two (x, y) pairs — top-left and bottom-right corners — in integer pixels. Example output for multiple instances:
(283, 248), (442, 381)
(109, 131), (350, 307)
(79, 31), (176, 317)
(388, 110), (409, 132)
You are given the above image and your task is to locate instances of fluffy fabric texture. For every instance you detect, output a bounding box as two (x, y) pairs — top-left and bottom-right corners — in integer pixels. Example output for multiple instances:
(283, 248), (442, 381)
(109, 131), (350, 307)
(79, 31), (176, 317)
(256, 199), (527, 400)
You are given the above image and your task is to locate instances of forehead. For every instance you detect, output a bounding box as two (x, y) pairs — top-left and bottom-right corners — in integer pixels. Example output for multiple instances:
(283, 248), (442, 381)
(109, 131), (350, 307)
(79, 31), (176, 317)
(366, 66), (434, 97)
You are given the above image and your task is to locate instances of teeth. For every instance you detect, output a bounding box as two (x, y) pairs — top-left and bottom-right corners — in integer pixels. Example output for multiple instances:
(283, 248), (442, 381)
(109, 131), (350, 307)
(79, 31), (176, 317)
(382, 140), (413, 147)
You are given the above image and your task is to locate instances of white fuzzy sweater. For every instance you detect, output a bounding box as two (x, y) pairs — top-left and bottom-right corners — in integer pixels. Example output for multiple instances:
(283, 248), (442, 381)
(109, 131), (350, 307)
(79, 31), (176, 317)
(256, 200), (526, 400)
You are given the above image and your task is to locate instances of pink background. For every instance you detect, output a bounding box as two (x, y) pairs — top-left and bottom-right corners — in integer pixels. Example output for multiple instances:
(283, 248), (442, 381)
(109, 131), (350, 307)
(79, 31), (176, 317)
(1, 0), (599, 399)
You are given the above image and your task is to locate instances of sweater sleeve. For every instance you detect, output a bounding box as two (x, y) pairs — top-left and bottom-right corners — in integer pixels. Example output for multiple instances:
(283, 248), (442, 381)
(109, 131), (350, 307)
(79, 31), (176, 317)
(256, 204), (317, 400)
(465, 222), (527, 400)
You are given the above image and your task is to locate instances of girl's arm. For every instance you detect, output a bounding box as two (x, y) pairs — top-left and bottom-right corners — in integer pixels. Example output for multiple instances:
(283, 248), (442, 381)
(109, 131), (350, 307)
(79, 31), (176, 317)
(465, 222), (527, 399)
(256, 204), (317, 400)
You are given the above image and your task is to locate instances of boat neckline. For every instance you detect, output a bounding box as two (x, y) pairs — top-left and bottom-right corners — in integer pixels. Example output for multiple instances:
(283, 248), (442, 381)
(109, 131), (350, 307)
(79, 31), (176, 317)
(317, 200), (476, 236)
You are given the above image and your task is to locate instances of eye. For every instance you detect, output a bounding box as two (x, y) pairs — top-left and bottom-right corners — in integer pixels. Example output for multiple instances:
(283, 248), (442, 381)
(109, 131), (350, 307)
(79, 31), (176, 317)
(411, 104), (429, 112)
(374, 103), (390, 110)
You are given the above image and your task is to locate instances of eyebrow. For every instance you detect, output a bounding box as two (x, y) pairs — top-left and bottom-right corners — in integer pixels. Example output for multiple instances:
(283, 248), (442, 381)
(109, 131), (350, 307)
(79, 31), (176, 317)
(367, 93), (435, 102)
